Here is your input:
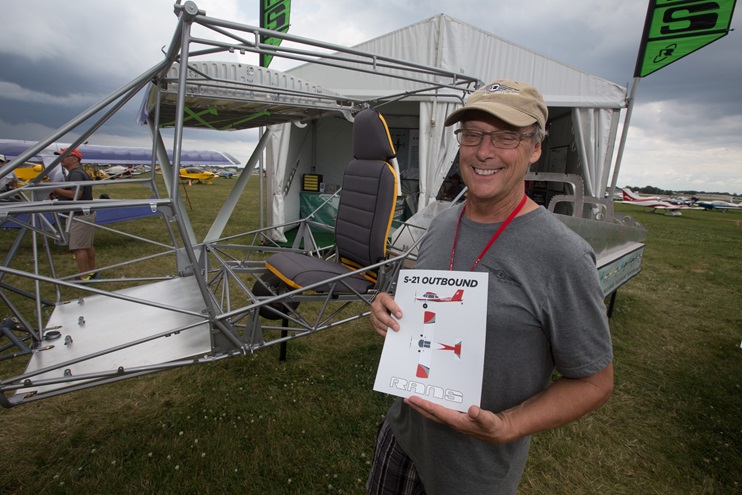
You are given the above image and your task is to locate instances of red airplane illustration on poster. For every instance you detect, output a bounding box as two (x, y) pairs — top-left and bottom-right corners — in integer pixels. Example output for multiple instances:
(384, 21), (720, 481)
(415, 289), (464, 308)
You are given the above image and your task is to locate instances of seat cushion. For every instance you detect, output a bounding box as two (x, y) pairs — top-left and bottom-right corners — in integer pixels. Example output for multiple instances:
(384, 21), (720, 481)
(265, 252), (374, 293)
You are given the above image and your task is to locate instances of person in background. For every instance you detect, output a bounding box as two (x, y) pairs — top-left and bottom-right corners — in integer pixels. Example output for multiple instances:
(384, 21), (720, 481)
(51, 148), (99, 281)
(0, 154), (19, 195)
(443, 173), (464, 200)
(367, 80), (614, 495)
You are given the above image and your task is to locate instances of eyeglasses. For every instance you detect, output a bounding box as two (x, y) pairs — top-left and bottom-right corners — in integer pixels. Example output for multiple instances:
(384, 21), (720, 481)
(454, 128), (535, 149)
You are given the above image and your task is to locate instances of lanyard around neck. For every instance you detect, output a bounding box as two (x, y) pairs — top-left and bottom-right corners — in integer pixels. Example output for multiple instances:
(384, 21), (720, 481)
(448, 194), (528, 271)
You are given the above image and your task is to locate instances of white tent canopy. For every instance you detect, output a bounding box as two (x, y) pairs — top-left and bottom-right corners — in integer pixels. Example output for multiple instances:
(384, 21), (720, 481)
(266, 14), (627, 230)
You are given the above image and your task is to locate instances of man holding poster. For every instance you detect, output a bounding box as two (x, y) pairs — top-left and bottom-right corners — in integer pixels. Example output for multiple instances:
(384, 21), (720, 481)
(368, 80), (614, 495)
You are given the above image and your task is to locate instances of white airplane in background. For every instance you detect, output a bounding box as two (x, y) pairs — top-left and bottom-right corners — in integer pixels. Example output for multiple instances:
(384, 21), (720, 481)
(101, 165), (133, 179)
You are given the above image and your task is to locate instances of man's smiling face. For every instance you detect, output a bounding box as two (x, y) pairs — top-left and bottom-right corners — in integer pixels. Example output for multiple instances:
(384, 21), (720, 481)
(458, 111), (542, 218)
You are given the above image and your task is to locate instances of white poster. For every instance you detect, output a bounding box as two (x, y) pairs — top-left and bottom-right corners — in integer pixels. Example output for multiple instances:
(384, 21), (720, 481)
(373, 269), (489, 412)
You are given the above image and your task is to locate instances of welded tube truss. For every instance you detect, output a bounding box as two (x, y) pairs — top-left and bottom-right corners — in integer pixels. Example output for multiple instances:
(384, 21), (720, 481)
(0, 1), (469, 407)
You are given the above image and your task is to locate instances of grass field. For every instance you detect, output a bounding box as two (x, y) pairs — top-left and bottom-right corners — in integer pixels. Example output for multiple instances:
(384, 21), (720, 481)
(1, 178), (740, 494)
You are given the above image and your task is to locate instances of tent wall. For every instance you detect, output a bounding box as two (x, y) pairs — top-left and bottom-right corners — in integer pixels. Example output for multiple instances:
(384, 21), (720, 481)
(267, 117), (356, 241)
(572, 107), (622, 198)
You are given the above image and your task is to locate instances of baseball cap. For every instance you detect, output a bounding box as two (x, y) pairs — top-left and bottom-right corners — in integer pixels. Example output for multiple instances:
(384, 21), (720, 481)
(55, 147), (83, 160)
(0, 154), (7, 162)
(444, 80), (548, 131)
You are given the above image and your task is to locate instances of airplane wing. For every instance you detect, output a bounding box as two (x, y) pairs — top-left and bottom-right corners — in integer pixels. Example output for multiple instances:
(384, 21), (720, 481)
(416, 343), (431, 378)
(621, 199), (681, 209)
(622, 198), (701, 211)
(415, 311), (436, 378)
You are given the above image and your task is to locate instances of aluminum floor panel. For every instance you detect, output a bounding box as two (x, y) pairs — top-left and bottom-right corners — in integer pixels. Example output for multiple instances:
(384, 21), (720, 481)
(17, 277), (212, 396)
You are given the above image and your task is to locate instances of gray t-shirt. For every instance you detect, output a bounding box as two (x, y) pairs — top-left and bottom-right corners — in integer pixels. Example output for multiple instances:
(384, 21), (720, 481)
(386, 204), (613, 495)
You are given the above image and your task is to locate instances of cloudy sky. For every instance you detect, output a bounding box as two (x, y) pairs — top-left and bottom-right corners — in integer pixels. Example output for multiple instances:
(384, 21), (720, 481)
(1, 0), (740, 193)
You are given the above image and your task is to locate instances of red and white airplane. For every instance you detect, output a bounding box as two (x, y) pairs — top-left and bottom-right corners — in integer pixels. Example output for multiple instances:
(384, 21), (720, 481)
(620, 188), (701, 215)
(415, 311), (462, 379)
(415, 289), (464, 308)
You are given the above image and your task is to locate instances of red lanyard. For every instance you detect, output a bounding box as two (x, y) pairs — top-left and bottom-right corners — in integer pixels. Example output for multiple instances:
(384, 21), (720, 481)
(448, 194), (528, 271)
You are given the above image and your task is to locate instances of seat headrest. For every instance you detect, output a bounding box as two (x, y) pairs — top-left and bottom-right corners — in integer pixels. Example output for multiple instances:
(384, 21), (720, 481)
(352, 109), (396, 161)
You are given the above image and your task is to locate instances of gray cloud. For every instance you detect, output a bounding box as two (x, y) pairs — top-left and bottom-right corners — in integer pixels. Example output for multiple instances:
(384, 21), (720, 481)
(1, 0), (739, 193)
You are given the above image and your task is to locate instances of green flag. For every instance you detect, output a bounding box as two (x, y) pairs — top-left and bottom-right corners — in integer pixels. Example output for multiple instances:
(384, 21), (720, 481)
(260, 0), (291, 68)
(634, 0), (737, 78)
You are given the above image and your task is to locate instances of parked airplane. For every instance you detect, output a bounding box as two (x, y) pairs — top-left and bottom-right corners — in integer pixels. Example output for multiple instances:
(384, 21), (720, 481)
(692, 199), (742, 210)
(415, 289), (465, 308)
(14, 163), (46, 183)
(667, 196), (693, 206)
(180, 167), (218, 184)
(415, 311), (462, 378)
(620, 188), (700, 215)
(100, 165), (133, 179)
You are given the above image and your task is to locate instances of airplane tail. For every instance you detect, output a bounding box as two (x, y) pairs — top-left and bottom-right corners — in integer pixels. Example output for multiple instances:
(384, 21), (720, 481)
(451, 289), (464, 302)
(439, 339), (462, 359)
(622, 188), (639, 201)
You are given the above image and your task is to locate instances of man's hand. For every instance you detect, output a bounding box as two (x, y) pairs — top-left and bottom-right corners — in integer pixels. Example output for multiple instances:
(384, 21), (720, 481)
(405, 363), (614, 445)
(369, 292), (402, 337)
(404, 396), (514, 445)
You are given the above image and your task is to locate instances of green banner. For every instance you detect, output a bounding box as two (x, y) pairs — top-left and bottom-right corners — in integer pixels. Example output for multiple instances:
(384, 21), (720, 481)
(260, 0), (291, 68)
(634, 0), (737, 78)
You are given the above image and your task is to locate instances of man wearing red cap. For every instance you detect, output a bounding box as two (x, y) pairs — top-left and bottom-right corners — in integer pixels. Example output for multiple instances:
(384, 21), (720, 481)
(368, 81), (613, 494)
(52, 148), (98, 281)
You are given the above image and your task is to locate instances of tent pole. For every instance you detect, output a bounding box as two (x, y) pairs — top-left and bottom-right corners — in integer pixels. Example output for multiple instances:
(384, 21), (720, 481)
(609, 77), (640, 198)
(259, 127), (265, 230)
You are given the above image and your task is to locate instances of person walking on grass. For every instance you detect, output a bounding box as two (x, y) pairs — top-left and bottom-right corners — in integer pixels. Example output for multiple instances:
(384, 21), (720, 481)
(51, 148), (99, 281)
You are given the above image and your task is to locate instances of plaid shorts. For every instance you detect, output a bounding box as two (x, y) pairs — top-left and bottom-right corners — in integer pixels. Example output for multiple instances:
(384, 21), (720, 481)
(366, 418), (427, 495)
